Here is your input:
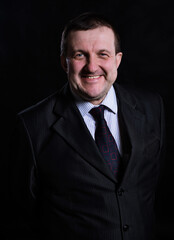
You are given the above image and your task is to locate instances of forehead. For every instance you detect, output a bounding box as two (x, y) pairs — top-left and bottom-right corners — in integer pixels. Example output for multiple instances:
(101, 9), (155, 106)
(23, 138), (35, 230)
(67, 26), (115, 51)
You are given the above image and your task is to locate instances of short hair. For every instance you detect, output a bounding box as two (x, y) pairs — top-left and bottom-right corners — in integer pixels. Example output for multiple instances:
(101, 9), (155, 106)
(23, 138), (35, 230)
(60, 12), (121, 56)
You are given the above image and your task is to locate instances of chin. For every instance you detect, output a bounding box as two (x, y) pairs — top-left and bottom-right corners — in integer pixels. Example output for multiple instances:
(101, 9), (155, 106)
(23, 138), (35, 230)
(83, 91), (107, 104)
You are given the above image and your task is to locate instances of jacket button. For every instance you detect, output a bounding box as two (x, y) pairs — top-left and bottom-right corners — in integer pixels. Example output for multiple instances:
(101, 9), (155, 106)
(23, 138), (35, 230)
(118, 188), (124, 196)
(123, 224), (129, 231)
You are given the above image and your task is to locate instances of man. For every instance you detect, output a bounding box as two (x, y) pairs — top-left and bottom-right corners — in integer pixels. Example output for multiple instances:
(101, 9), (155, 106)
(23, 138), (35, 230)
(10, 12), (165, 240)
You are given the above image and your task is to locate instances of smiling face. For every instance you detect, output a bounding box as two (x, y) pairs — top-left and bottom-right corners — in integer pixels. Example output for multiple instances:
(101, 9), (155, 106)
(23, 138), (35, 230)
(61, 26), (122, 105)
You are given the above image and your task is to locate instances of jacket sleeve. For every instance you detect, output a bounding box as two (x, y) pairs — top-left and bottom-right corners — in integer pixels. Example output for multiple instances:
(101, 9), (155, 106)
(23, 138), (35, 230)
(9, 114), (40, 238)
(154, 94), (166, 238)
(158, 94), (166, 181)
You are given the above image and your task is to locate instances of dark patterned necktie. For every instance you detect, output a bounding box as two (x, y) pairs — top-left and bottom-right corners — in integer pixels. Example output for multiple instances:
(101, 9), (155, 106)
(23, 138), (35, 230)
(90, 105), (121, 178)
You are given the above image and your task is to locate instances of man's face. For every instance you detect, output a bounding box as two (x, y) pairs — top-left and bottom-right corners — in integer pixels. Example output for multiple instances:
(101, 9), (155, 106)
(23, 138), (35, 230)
(61, 26), (122, 105)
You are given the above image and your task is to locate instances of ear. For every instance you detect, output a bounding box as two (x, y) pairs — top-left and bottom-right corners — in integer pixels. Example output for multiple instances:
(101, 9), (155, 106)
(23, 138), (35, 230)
(61, 55), (68, 73)
(115, 52), (123, 69)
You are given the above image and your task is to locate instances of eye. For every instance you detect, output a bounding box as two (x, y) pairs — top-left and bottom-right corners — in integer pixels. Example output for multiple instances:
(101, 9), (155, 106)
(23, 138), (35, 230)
(74, 53), (84, 59)
(99, 52), (109, 58)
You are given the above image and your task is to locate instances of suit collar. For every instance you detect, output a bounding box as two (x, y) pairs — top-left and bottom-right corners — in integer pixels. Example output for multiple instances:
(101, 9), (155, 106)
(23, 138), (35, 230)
(115, 82), (146, 148)
(114, 83), (137, 111)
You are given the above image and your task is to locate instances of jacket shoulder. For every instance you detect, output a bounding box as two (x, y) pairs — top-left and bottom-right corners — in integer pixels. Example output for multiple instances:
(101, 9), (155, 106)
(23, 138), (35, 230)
(18, 91), (59, 119)
(15, 91), (61, 154)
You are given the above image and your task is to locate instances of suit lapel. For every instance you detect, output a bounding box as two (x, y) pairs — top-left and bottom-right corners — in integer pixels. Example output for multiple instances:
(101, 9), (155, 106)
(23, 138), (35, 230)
(115, 83), (158, 185)
(52, 85), (117, 183)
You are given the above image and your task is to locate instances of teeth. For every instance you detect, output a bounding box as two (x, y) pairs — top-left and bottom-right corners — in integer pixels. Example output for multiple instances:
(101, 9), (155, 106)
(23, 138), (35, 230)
(84, 75), (100, 79)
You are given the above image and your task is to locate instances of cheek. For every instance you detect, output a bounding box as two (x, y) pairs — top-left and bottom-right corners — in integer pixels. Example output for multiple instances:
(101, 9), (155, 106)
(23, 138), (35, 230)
(103, 58), (116, 70)
(104, 61), (117, 77)
(68, 61), (84, 76)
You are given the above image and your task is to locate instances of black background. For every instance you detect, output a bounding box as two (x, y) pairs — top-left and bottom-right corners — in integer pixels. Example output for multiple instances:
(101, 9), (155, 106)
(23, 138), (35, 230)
(1, 0), (174, 239)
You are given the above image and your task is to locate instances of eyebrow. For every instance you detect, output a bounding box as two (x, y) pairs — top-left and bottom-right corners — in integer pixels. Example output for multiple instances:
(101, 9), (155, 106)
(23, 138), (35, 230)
(68, 49), (85, 56)
(71, 49), (112, 55)
(98, 49), (112, 54)
(72, 49), (85, 53)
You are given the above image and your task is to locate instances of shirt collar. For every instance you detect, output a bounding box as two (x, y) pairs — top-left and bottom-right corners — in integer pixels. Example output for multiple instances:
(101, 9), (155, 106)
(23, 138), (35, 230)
(73, 86), (118, 117)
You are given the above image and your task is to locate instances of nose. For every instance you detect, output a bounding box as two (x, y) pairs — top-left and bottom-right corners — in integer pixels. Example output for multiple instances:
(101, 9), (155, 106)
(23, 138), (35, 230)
(85, 55), (98, 73)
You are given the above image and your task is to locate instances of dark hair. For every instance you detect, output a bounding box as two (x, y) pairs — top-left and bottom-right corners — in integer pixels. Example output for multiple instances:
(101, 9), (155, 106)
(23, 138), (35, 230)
(60, 12), (121, 56)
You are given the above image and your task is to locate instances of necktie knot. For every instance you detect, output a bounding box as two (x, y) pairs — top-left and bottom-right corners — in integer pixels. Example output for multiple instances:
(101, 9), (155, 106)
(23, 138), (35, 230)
(89, 105), (105, 121)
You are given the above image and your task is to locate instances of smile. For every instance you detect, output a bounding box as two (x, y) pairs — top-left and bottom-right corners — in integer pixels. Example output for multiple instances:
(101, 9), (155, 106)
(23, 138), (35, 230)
(82, 75), (102, 79)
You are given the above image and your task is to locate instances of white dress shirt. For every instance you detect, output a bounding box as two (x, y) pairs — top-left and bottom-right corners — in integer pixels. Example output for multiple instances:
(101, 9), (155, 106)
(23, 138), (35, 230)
(73, 86), (122, 155)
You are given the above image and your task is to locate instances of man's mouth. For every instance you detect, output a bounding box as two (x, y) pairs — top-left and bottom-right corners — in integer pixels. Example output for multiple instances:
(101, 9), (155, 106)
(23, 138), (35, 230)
(81, 75), (102, 79)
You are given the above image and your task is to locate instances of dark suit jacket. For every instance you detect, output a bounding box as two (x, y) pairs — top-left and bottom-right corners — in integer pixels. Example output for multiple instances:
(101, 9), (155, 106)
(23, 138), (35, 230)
(10, 83), (165, 240)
